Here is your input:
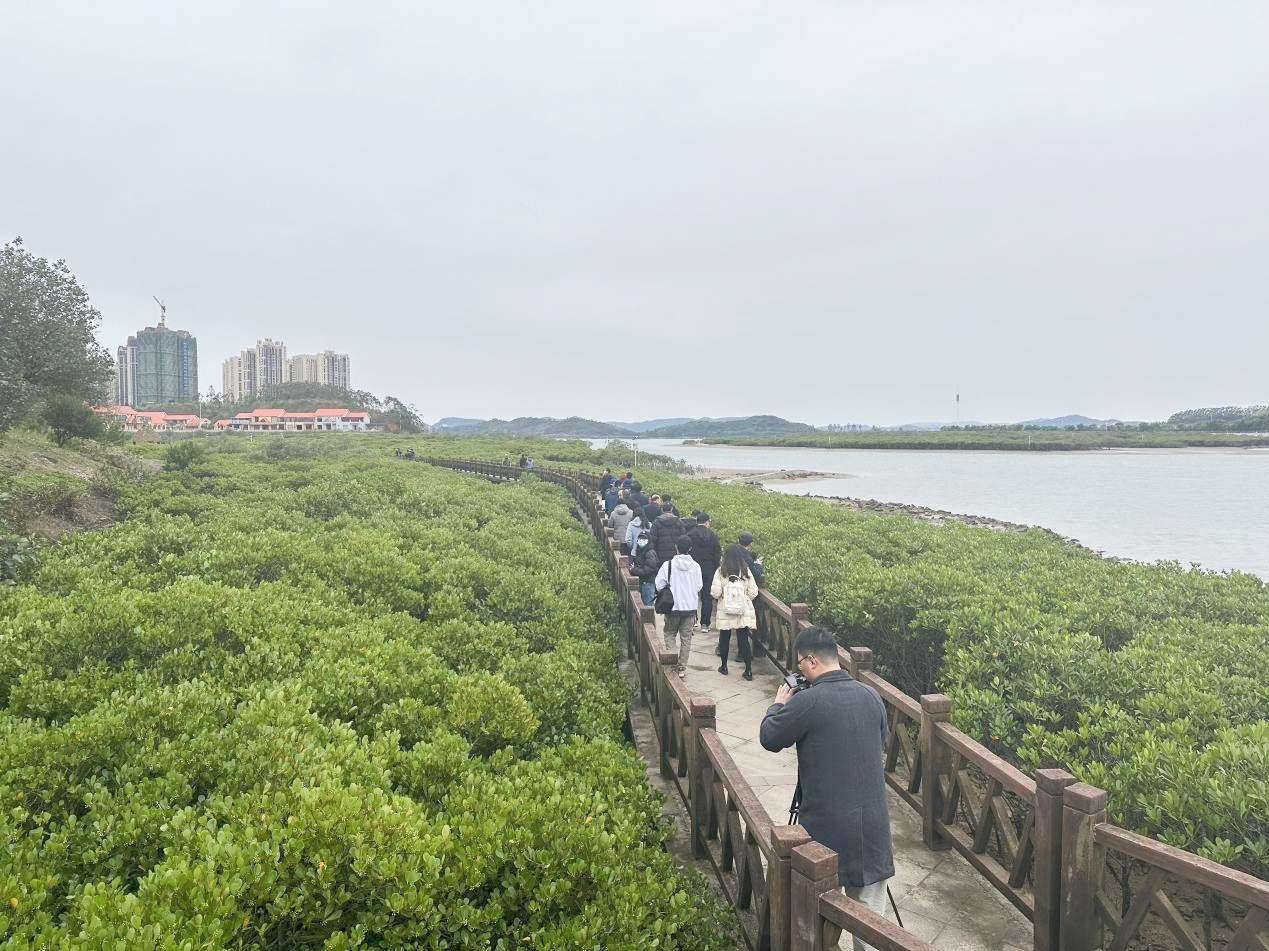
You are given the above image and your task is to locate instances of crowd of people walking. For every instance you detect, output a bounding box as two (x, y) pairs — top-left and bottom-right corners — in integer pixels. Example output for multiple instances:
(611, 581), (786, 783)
(602, 468), (764, 681)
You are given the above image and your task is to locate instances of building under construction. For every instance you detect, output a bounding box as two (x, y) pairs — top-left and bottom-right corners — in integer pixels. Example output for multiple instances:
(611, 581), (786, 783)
(114, 304), (199, 407)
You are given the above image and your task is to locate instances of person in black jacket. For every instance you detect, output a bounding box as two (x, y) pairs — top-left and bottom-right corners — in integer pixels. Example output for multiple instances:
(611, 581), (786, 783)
(627, 482), (647, 510)
(604, 485), (620, 514)
(629, 530), (659, 605)
(760, 626), (895, 950)
(649, 507), (688, 571)
(738, 531), (766, 588)
(687, 513), (722, 630)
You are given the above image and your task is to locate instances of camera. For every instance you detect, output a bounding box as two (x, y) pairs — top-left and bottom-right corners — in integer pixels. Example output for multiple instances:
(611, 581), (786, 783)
(783, 673), (809, 693)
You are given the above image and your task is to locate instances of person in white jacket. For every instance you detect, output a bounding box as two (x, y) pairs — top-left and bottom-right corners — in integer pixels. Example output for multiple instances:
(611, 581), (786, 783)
(711, 543), (760, 680)
(654, 535), (703, 678)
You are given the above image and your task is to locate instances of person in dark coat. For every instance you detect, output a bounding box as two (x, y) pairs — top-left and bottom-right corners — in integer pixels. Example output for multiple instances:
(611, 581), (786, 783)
(641, 494), (663, 527)
(760, 626), (894, 948)
(659, 492), (679, 516)
(687, 513), (722, 629)
(627, 482), (648, 510)
(629, 530), (659, 605)
(649, 507), (688, 570)
(738, 531), (766, 588)
(604, 485), (620, 514)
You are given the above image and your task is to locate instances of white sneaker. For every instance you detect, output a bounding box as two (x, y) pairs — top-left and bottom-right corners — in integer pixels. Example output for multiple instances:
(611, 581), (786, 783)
(700, 624), (711, 633)
(677, 666), (687, 679)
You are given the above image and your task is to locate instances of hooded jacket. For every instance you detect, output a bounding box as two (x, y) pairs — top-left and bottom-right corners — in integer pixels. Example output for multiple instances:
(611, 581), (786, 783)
(649, 512), (688, 567)
(654, 553), (702, 612)
(624, 515), (646, 552)
(608, 503), (634, 541)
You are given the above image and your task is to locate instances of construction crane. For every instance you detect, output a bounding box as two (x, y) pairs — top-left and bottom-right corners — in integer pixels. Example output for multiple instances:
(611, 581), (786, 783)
(153, 296), (166, 325)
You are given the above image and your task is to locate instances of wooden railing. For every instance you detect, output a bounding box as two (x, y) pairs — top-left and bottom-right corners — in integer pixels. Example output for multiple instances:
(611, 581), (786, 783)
(419, 458), (1269, 951)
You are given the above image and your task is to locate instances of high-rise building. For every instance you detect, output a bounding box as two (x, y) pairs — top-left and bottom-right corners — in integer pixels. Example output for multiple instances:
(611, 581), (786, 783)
(222, 338), (289, 402)
(289, 350), (351, 390)
(114, 318), (198, 407)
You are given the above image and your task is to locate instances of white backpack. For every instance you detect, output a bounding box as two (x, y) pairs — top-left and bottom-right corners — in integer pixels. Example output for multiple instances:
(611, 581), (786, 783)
(722, 574), (747, 615)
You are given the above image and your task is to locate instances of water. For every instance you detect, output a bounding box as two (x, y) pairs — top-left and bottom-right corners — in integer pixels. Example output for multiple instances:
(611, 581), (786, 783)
(597, 439), (1269, 579)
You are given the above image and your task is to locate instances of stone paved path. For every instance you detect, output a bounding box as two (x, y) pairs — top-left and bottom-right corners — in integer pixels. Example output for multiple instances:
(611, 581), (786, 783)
(662, 615), (1033, 951)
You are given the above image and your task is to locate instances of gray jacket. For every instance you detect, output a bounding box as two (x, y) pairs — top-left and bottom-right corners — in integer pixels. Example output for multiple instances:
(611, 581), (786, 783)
(608, 503), (634, 542)
(759, 669), (894, 887)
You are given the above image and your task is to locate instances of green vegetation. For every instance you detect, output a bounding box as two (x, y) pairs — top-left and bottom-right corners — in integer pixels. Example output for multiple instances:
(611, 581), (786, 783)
(0, 445), (730, 947)
(1169, 404), (1269, 431)
(0, 237), (114, 432)
(41, 394), (106, 447)
(706, 428), (1269, 450)
(595, 471), (1268, 876)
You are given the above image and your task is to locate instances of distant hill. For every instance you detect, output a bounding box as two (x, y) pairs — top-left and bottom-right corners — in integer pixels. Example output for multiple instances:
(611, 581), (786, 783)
(1018, 415), (1113, 428)
(885, 421), (985, 431)
(445, 416), (635, 438)
(606, 417), (744, 433)
(432, 417), (486, 429)
(640, 415), (817, 438)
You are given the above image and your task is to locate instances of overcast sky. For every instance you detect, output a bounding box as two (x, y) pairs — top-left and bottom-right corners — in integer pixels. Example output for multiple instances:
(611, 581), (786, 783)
(5, 3), (1267, 426)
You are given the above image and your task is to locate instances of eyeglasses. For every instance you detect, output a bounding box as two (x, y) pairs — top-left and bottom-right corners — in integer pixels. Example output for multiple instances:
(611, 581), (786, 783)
(796, 654), (813, 670)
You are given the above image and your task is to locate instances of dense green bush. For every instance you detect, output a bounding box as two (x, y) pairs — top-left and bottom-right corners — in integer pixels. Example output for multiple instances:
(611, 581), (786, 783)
(609, 472), (1269, 875)
(0, 451), (730, 947)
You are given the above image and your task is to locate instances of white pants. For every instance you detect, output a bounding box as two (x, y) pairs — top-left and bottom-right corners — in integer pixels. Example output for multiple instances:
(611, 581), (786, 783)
(842, 877), (891, 951)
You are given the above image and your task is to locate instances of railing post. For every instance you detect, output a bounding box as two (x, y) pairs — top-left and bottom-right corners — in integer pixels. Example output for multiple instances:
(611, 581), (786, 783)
(1059, 783), (1108, 951)
(1034, 768), (1078, 951)
(848, 646), (873, 680)
(919, 694), (952, 850)
(689, 697), (716, 860)
(771, 826), (812, 951)
(789, 603), (810, 664)
(654, 642), (677, 779)
(790, 842), (840, 951)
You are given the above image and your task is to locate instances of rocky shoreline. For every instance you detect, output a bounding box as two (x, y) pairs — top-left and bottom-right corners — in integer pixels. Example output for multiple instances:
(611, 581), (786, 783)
(806, 493), (1112, 557)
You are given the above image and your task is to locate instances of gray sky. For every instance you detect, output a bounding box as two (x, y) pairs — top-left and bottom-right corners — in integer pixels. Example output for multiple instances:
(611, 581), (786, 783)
(5, 2), (1267, 426)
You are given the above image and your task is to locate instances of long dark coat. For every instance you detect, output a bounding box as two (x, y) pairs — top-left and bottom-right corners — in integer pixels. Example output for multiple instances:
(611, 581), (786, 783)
(759, 669), (895, 887)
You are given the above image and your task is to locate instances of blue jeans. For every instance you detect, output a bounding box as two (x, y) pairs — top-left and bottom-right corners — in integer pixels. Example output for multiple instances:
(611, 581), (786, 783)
(640, 581), (655, 605)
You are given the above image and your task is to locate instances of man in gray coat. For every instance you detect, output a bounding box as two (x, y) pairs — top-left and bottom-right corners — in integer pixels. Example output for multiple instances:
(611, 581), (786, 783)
(760, 626), (895, 951)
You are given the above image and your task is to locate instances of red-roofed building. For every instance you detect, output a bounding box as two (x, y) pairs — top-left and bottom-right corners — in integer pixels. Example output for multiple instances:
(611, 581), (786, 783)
(221, 408), (371, 432)
(93, 406), (206, 432)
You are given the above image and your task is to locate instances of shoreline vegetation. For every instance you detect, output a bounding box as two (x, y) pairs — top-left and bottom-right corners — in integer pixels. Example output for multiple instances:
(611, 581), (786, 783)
(700, 429), (1269, 451)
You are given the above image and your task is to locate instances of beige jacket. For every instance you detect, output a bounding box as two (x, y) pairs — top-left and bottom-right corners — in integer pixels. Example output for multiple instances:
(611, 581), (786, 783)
(710, 568), (759, 630)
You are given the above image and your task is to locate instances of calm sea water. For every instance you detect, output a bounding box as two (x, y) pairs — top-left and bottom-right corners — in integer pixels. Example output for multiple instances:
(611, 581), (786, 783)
(599, 439), (1269, 579)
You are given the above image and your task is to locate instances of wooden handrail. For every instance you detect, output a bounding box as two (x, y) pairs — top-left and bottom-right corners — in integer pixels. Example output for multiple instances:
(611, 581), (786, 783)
(1095, 824), (1269, 910)
(819, 892), (938, 951)
(933, 720), (1037, 800)
(700, 729), (776, 861)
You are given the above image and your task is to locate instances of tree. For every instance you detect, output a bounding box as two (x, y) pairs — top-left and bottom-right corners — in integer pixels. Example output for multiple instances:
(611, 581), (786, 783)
(0, 238), (114, 430)
(41, 395), (105, 446)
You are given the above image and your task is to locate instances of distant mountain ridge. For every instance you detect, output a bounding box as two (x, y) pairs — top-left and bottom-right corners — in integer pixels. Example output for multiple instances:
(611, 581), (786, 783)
(1018, 414), (1115, 427)
(640, 415), (816, 438)
(605, 417), (744, 433)
(442, 417), (632, 437)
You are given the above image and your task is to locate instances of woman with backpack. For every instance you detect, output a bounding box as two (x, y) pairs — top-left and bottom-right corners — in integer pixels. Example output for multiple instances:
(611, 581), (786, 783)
(711, 543), (760, 679)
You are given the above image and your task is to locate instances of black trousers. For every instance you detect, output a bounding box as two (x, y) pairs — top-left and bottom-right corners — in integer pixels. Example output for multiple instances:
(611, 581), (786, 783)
(700, 589), (715, 627)
(717, 627), (752, 664)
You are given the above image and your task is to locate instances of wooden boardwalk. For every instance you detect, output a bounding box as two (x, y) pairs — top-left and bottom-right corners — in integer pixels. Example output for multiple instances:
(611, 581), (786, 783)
(663, 613), (1033, 950)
